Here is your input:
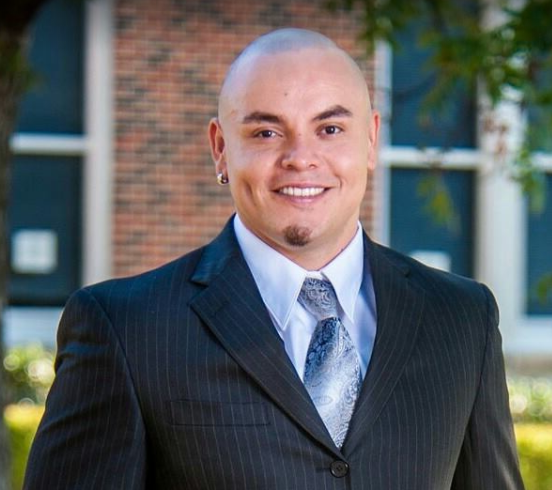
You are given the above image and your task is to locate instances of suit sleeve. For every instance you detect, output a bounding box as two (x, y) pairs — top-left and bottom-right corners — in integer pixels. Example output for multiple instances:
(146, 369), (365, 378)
(23, 288), (147, 490)
(451, 285), (525, 490)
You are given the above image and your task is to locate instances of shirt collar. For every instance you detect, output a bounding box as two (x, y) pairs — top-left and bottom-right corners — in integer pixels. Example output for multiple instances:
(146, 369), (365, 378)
(234, 214), (365, 330)
(319, 226), (364, 324)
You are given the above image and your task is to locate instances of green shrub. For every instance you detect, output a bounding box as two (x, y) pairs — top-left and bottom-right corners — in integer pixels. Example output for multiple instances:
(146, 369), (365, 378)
(4, 405), (44, 490)
(516, 424), (552, 490)
(509, 376), (552, 424)
(2, 344), (52, 489)
(3, 344), (54, 405)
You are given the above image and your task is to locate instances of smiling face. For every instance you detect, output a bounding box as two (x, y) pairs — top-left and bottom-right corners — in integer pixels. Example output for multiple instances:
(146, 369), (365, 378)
(209, 43), (379, 269)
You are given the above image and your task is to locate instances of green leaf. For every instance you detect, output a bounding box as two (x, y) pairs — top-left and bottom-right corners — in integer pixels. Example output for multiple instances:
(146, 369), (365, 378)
(417, 172), (461, 234)
(534, 272), (552, 307)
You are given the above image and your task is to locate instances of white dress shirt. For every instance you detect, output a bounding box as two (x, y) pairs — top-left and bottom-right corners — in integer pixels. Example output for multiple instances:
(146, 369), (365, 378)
(234, 214), (377, 381)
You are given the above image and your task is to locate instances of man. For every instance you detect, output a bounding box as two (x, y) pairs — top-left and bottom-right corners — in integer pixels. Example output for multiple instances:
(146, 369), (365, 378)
(24, 28), (524, 489)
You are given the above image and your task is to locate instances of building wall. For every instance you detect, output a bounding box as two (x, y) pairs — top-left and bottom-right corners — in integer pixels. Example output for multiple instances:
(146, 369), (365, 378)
(113, 0), (376, 277)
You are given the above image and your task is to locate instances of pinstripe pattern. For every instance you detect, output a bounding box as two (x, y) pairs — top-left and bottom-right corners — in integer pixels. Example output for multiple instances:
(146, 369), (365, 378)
(24, 219), (523, 489)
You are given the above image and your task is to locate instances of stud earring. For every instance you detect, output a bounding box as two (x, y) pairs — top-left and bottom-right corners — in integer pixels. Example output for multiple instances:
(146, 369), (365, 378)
(216, 173), (229, 185)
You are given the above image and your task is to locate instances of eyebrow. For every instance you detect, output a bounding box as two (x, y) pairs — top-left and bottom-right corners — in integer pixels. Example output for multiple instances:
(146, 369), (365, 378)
(242, 112), (282, 124)
(313, 105), (353, 121)
(240, 104), (353, 125)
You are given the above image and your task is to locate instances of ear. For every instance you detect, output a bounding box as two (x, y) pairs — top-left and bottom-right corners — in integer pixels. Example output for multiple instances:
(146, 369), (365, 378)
(208, 117), (227, 175)
(367, 110), (380, 171)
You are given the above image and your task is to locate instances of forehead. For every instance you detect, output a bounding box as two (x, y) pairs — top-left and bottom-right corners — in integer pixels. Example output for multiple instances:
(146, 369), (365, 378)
(220, 48), (369, 119)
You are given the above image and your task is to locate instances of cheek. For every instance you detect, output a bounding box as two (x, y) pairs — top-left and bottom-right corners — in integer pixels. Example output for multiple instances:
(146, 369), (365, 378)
(336, 156), (370, 202)
(229, 166), (270, 204)
(232, 149), (278, 187)
(335, 153), (370, 183)
(329, 138), (370, 167)
(227, 143), (272, 173)
(351, 144), (372, 181)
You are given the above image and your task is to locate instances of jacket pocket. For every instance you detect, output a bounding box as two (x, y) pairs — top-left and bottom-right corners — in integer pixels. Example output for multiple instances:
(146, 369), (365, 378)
(167, 399), (269, 427)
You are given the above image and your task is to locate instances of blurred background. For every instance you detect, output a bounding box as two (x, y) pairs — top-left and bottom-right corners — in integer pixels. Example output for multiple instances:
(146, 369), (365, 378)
(1, 0), (552, 488)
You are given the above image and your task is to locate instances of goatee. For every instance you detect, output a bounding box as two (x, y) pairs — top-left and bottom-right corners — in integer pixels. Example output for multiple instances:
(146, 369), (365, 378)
(283, 226), (311, 247)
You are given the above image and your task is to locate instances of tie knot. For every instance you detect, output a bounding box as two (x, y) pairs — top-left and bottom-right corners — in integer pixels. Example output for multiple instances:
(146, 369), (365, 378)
(298, 277), (339, 321)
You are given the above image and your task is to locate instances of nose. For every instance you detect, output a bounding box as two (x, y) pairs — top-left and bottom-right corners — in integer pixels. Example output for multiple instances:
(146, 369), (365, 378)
(281, 136), (318, 170)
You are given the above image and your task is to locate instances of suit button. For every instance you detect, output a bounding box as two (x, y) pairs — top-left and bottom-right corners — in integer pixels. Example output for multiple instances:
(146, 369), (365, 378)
(330, 460), (349, 478)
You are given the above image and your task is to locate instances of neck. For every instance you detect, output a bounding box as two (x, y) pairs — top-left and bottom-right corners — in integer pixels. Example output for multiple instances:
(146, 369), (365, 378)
(274, 231), (359, 271)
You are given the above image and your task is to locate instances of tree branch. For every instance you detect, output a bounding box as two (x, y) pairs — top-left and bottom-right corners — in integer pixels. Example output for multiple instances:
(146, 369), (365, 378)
(0, 1), (49, 35)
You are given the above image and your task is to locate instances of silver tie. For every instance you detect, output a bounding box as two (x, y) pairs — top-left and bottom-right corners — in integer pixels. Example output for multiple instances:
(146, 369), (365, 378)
(299, 277), (361, 448)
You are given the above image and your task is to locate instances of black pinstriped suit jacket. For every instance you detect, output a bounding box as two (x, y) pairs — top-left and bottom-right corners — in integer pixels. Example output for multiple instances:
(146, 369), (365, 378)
(24, 219), (524, 489)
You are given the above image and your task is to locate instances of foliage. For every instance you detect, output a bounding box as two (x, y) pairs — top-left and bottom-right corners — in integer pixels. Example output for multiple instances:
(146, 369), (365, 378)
(515, 424), (552, 490)
(3, 344), (54, 405)
(329, 0), (552, 305)
(417, 171), (460, 233)
(534, 272), (552, 307)
(3, 405), (43, 490)
(509, 376), (552, 424)
(328, 0), (552, 193)
(330, 0), (552, 114)
(511, 142), (548, 214)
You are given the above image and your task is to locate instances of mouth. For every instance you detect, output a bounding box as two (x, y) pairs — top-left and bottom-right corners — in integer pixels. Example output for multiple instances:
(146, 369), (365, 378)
(277, 186), (326, 197)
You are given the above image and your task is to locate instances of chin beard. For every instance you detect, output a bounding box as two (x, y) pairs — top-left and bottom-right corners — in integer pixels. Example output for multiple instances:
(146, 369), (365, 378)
(283, 226), (312, 247)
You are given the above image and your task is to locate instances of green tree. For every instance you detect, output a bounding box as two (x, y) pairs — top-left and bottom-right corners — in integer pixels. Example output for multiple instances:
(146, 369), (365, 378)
(0, 1), (53, 487)
(333, 0), (552, 303)
(334, 0), (552, 153)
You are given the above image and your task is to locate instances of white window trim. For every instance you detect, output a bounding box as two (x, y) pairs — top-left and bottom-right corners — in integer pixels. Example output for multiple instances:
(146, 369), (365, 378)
(380, 147), (481, 170)
(372, 41), (391, 245)
(533, 152), (552, 171)
(10, 133), (87, 155)
(83, 0), (114, 286)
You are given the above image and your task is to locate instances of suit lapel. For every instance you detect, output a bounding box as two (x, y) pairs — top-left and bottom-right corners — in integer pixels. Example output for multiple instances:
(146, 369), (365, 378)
(189, 220), (340, 456)
(344, 236), (425, 453)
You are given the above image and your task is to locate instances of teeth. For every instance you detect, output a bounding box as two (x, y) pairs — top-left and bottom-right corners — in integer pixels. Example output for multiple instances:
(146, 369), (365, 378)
(279, 187), (325, 197)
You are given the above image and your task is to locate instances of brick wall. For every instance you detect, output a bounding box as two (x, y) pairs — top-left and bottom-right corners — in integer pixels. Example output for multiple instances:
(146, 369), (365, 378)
(113, 0), (376, 277)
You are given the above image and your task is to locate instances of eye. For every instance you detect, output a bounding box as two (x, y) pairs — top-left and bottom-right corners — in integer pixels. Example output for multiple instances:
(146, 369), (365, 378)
(321, 125), (342, 136)
(255, 129), (277, 138)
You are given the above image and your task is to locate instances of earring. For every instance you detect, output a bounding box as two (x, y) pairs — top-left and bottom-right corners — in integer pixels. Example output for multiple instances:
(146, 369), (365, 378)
(217, 172), (229, 185)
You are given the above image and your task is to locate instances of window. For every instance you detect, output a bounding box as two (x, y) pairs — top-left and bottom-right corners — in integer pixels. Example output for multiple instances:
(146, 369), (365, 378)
(526, 174), (552, 315)
(384, 17), (478, 279)
(16, 0), (84, 134)
(9, 0), (84, 306)
(391, 22), (476, 149)
(390, 168), (475, 277)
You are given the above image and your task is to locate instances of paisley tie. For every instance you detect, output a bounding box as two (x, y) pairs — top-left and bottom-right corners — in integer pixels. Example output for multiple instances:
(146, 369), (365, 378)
(298, 277), (361, 448)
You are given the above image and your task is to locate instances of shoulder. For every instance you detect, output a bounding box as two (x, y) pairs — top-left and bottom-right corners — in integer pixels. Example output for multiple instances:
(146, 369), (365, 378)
(69, 245), (207, 313)
(65, 218), (240, 319)
(372, 241), (497, 317)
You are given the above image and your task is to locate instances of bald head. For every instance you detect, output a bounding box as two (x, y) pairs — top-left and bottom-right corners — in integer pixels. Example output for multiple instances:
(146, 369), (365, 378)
(219, 28), (371, 117)
(227, 28), (337, 70)
(208, 28), (380, 269)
